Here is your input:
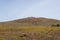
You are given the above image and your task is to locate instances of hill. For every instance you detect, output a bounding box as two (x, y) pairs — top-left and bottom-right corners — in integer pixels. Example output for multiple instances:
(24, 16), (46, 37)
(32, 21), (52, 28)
(0, 17), (60, 40)
(0, 17), (60, 27)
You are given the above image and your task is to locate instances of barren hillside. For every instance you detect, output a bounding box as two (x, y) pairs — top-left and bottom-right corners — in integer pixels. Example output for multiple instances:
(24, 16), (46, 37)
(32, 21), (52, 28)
(0, 17), (60, 27)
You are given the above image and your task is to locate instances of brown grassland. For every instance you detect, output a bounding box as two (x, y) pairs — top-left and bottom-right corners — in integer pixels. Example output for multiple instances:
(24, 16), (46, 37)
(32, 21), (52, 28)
(0, 26), (60, 40)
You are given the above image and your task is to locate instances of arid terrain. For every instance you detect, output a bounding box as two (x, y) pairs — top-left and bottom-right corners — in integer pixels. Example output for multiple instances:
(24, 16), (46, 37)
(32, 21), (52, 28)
(0, 17), (60, 40)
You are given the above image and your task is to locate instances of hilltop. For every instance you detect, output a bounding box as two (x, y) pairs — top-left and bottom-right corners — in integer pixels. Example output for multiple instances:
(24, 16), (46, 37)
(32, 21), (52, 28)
(0, 17), (60, 27)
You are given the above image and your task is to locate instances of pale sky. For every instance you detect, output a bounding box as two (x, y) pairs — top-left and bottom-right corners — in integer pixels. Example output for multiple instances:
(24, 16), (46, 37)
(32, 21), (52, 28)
(0, 0), (60, 22)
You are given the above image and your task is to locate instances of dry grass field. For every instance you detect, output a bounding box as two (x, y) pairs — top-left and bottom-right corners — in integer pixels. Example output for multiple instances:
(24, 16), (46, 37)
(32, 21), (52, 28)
(0, 27), (60, 40)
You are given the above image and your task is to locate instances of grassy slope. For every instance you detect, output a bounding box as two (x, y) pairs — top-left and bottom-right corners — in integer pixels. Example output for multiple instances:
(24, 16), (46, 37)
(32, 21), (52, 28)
(0, 17), (60, 40)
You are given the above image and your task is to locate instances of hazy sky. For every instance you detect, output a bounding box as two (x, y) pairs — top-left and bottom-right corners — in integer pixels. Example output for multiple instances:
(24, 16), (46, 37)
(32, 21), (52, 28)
(0, 0), (60, 22)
